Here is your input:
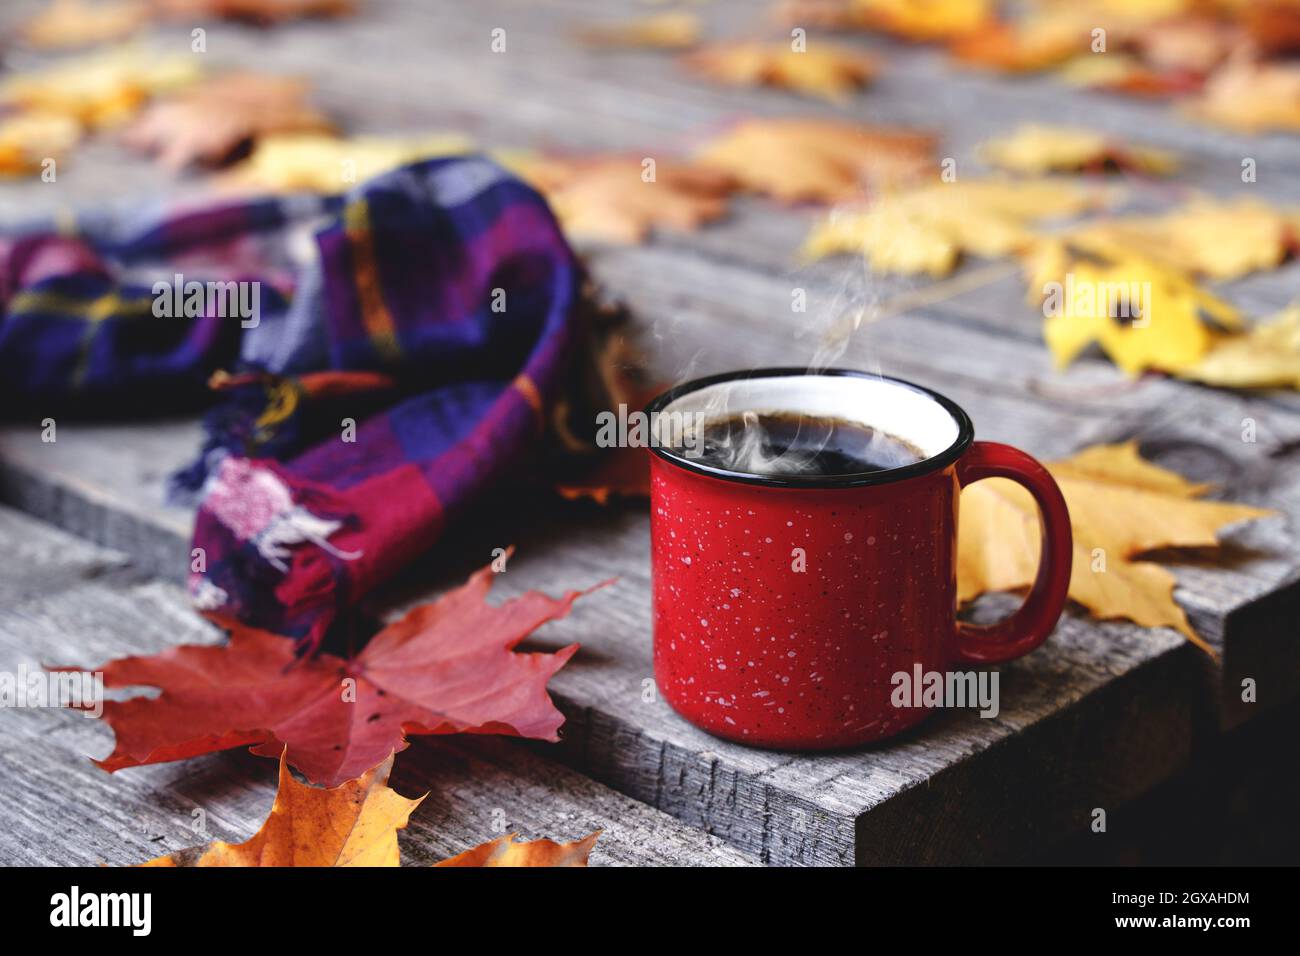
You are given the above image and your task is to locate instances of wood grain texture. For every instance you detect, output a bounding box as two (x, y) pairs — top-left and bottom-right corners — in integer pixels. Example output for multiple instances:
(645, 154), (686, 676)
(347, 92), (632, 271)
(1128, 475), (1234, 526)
(0, 507), (755, 867)
(0, 0), (1297, 865)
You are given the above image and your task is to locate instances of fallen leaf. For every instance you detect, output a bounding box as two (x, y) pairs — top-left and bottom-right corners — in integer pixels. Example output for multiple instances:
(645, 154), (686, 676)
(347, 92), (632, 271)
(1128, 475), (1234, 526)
(62, 559), (600, 786)
(434, 832), (599, 867)
(0, 46), (200, 128)
(978, 124), (1178, 175)
(682, 40), (879, 101)
(556, 447), (651, 504)
(694, 117), (935, 204)
(514, 154), (736, 243)
(0, 112), (82, 176)
(221, 131), (474, 192)
(1037, 197), (1297, 282)
(860, 0), (994, 41)
(1027, 239), (1242, 374)
(770, 0), (875, 31)
(152, 0), (355, 24)
(958, 441), (1272, 651)
(949, 9), (1091, 71)
(142, 751), (598, 867)
(1188, 59), (1300, 132)
(1136, 16), (1237, 74)
(20, 0), (148, 49)
(1179, 305), (1300, 390)
(576, 11), (701, 49)
(122, 72), (333, 169)
(804, 178), (1103, 276)
(1240, 0), (1300, 57)
(1056, 52), (1204, 97)
(144, 752), (421, 866)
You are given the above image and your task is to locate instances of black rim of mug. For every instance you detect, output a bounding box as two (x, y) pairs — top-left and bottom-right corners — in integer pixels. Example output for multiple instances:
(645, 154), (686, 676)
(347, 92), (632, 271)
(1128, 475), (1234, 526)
(643, 367), (976, 489)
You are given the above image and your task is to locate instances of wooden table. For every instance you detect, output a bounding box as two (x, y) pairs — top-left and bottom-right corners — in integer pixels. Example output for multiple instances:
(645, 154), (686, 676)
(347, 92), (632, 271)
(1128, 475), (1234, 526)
(1, 0), (1297, 866)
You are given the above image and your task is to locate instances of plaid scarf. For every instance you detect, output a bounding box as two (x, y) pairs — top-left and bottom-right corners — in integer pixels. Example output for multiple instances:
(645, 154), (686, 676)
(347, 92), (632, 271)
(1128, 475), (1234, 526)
(0, 157), (584, 652)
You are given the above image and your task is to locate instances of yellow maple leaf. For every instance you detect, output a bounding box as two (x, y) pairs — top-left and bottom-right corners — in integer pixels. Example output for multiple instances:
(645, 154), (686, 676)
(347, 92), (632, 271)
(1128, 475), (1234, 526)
(1043, 197), (1296, 282)
(694, 117), (935, 204)
(512, 153), (736, 244)
(979, 124), (1178, 175)
(803, 178), (1103, 276)
(221, 131), (474, 193)
(576, 12), (701, 49)
(141, 751), (599, 867)
(958, 441), (1272, 651)
(1179, 305), (1300, 390)
(143, 752), (422, 867)
(0, 112), (82, 176)
(0, 46), (200, 128)
(682, 40), (879, 101)
(1028, 239), (1242, 374)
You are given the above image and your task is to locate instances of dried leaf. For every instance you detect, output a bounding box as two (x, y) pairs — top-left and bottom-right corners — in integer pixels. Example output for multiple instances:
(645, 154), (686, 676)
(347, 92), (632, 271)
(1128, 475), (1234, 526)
(143, 752), (421, 866)
(1037, 197), (1297, 282)
(21, 0), (148, 50)
(1240, 0), (1300, 57)
(1179, 305), (1300, 390)
(860, 0), (994, 41)
(555, 447), (651, 504)
(576, 12), (701, 49)
(63, 559), (599, 786)
(153, 0), (355, 24)
(804, 178), (1103, 276)
(1027, 239), (1242, 374)
(694, 117), (935, 204)
(123, 73), (333, 169)
(0, 112), (82, 176)
(434, 832), (599, 867)
(949, 10), (1091, 71)
(979, 124), (1178, 175)
(1188, 60), (1300, 131)
(1136, 16), (1236, 74)
(958, 441), (1272, 651)
(142, 752), (598, 867)
(0, 46), (200, 128)
(514, 154), (736, 244)
(683, 40), (879, 101)
(1056, 52), (1204, 97)
(220, 131), (473, 192)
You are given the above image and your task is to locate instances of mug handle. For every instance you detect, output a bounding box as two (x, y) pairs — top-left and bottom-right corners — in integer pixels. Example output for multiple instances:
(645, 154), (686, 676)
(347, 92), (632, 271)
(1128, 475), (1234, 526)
(953, 441), (1073, 665)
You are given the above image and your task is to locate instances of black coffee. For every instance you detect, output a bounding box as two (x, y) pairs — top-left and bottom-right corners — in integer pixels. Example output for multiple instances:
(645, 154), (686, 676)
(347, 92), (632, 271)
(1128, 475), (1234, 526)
(684, 411), (925, 478)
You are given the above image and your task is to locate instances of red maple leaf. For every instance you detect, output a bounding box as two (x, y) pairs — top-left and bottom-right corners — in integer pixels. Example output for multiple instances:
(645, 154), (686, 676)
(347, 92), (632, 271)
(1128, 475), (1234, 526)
(59, 561), (602, 786)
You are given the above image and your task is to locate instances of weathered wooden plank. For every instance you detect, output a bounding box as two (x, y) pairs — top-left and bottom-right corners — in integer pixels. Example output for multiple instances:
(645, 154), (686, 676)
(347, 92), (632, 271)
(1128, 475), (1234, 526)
(0, 0), (1296, 865)
(0, 506), (756, 866)
(2, 228), (1296, 863)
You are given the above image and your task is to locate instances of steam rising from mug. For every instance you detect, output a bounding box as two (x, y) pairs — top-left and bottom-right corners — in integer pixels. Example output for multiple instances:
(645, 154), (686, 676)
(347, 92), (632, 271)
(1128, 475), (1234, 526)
(684, 410), (924, 478)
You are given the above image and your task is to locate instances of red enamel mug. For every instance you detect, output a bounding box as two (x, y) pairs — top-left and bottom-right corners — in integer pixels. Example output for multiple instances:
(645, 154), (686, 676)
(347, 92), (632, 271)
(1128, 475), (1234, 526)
(646, 368), (1073, 749)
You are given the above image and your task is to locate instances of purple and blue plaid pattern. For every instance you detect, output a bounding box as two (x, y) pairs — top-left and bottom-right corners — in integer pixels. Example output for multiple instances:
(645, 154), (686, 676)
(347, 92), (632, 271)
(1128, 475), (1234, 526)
(0, 157), (584, 651)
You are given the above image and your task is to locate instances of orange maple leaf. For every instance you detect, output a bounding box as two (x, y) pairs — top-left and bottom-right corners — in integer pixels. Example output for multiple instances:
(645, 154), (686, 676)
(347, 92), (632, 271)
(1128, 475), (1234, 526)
(122, 72), (333, 168)
(682, 40), (879, 101)
(144, 751), (597, 867)
(694, 117), (935, 204)
(514, 153), (737, 244)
